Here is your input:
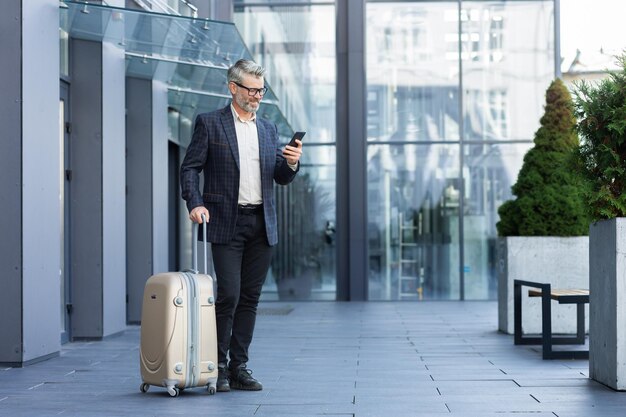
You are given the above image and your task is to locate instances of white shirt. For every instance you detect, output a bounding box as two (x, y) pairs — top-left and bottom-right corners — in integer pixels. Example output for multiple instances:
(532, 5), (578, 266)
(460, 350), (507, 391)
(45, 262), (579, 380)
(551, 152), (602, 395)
(231, 104), (263, 206)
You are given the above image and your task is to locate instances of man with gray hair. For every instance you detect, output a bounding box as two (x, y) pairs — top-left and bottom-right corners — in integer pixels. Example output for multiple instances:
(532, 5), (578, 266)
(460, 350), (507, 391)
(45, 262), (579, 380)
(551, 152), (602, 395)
(180, 59), (303, 392)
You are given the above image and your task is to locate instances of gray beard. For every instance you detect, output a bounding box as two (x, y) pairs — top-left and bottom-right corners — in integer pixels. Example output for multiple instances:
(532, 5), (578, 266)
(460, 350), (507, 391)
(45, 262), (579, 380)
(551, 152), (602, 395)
(235, 95), (258, 114)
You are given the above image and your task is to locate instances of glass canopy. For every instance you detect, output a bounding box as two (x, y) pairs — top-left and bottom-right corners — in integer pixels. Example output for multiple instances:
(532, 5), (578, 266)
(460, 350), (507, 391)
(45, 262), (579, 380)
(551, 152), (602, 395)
(60, 0), (291, 136)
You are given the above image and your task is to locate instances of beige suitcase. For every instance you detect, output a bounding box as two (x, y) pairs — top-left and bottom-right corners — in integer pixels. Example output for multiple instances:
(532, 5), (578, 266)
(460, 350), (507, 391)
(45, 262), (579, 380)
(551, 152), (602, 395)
(139, 219), (218, 397)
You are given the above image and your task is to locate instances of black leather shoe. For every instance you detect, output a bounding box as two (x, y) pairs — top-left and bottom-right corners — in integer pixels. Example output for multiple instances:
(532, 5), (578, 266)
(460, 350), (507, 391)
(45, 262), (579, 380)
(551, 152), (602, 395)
(229, 365), (263, 391)
(216, 365), (230, 392)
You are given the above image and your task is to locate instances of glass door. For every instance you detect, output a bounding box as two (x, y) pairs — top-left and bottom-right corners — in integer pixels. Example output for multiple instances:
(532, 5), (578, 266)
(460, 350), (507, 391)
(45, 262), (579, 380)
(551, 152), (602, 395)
(366, 1), (462, 300)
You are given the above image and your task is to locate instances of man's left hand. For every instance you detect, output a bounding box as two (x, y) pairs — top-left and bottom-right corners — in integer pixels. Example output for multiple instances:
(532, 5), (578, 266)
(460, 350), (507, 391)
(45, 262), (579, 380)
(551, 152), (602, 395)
(283, 139), (303, 165)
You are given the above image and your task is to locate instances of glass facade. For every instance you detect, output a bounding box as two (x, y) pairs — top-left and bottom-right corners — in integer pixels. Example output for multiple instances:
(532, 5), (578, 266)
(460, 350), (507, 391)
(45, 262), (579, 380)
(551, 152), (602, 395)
(366, 1), (554, 300)
(231, 0), (554, 301)
(234, 2), (337, 300)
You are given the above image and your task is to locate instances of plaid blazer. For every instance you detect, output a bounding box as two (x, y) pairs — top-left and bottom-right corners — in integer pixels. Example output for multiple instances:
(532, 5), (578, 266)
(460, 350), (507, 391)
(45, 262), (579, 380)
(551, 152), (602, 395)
(180, 105), (298, 246)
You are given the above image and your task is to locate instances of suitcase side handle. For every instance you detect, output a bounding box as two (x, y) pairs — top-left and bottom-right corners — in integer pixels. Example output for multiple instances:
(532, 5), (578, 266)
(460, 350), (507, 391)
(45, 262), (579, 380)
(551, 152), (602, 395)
(191, 214), (208, 274)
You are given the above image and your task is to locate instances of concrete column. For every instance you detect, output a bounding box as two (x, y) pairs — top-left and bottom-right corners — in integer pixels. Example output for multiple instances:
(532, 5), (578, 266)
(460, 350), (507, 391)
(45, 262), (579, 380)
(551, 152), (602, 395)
(0, 0), (25, 366)
(126, 77), (153, 324)
(70, 39), (104, 338)
(69, 31), (126, 339)
(126, 78), (169, 324)
(0, 0), (61, 365)
(589, 218), (626, 390)
(102, 40), (127, 336)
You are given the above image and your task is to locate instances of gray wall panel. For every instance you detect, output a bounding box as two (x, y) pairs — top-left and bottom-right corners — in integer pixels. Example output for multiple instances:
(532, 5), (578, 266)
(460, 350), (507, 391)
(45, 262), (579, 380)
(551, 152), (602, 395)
(192, 0), (233, 21)
(210, 0), (233, 21)
(0, 0), (23, 364)
(70, 39), (104, 338)
(194, 0), (209, 18)
(21, 0), (62, 361)
(102, 42), (127, 336)
(126, 77), (153, 324)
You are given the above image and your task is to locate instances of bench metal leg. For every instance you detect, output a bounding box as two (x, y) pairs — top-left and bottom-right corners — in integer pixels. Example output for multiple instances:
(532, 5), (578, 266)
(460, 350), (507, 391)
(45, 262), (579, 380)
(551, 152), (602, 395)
(544, 349), (589, 360)
(513, 279), (589, 360)
(514, 280), (522, 344)
(542, 298), (588, 359)
(541, 288), (553, 359)
(576, 302), (585, 344)
(514, 280), (545, 345)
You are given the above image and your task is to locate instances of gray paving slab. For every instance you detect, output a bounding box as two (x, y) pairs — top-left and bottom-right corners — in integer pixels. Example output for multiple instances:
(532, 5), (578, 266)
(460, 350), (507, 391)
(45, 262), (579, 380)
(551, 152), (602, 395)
(3, 301), (626, 416)
(353, 400), (450, 414)
(254, 404), (355, 416)
(445, 399), (547, 413)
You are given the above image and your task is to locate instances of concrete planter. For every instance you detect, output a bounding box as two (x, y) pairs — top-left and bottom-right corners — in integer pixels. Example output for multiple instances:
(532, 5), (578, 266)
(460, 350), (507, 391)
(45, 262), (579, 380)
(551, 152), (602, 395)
(589, 218), (626, 390)
(497, 236), (589, 335)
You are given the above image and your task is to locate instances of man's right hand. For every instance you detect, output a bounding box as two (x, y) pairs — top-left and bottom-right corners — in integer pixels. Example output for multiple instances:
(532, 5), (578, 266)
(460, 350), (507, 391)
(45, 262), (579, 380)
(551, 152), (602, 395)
(190, 206), (209, 224)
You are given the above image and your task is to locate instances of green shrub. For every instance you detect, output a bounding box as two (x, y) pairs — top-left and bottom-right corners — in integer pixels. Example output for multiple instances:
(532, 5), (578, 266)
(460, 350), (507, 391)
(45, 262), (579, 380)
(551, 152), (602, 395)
(497, 79), (589, 236)
(573, 54), (626, 221)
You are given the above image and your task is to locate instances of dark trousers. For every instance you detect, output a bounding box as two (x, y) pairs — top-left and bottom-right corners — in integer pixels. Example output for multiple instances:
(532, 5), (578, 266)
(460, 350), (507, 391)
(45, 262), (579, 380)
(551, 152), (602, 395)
(211, 210), (272, 369)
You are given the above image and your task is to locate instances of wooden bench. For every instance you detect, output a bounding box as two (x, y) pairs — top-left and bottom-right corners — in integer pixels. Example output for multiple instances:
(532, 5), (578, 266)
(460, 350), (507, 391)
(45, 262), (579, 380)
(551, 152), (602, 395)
(513, 279), (589, 359)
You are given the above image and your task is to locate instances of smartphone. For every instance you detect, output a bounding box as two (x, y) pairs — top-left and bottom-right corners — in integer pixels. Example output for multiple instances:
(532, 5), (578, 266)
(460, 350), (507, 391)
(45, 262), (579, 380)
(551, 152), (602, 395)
(288, 131), (306, 147)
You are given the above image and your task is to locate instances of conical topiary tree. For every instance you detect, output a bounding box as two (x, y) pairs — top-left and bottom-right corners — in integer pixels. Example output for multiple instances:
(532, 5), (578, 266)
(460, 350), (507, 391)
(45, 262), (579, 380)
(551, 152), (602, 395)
(496, 78), (589, 236)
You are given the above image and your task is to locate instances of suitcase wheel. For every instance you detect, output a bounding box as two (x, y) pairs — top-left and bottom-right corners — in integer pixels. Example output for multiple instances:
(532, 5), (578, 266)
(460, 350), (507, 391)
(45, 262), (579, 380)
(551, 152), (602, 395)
(167, 386), (180, 397)
(140, 383), (150, 393)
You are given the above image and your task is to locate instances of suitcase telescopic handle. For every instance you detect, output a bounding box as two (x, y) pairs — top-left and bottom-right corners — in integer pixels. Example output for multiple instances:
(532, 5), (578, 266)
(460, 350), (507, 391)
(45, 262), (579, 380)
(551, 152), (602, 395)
(191, 214), (208, 274)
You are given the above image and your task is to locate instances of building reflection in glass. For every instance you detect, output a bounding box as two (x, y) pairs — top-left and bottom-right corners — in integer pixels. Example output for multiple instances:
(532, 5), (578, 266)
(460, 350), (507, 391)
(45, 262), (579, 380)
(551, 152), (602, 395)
(234, 3), (337, 300)
(366, 1), (553, 300)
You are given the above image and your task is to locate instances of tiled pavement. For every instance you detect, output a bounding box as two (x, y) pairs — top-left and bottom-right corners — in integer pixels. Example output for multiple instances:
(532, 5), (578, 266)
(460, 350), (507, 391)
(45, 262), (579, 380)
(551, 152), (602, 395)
(1, 301), (625, 417)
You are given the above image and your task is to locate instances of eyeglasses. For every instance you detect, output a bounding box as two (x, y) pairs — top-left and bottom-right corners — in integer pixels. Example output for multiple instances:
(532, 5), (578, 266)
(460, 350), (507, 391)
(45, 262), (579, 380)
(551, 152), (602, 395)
(232, 81), (268, 97)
